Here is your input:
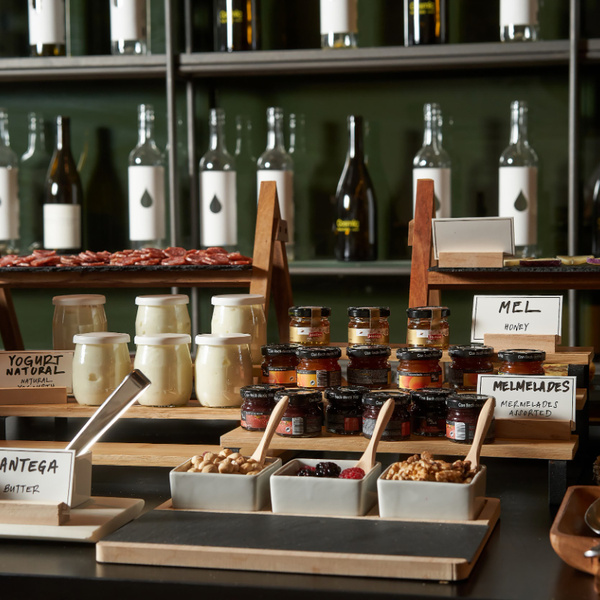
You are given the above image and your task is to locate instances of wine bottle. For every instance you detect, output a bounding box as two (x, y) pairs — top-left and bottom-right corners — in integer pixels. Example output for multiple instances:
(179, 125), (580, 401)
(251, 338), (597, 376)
(199, 108), (237, 249)
(256, 107), (294, 257)
(403, 0), (447, 46)
(128, 103), (166, 249)
(19, 112), (49, 253)
(412, 103), (451, 219)
(319, 0), (358, 49)
(334, 115), (377, 261)
(44, 116), (83, 253)
(110, 0), (148, 55)
(0, 110), (19, 255)
(500, 0), (539, 42)
(28, 0), (67, 57)
(498, 100), (538, 258)
(214, 0), (260, 52)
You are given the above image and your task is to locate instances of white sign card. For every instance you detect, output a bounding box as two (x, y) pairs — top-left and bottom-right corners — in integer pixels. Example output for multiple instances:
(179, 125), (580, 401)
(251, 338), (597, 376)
(471, 295), (562, 343)
(431, 217), (515, 260)
(0, 351), (73, 391)
(477, 375), (576, 422)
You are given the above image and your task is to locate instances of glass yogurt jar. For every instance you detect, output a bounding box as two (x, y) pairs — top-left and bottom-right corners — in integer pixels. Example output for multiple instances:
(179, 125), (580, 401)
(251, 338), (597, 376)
(52, 294), (108, 350)
(135, 294), (191, 337)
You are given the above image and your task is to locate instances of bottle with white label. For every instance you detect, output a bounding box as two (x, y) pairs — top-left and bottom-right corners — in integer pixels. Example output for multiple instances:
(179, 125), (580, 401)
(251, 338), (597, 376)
(44, 116), (83, 253)
(320, 0), (358, 49)
(256, 107), (294, 257)
(500, 0), (539, 42)
(499, 100), (538, 257)
(110, 0), (148, 55)
(412, 103), (451, 219)
(199, 108), (237, 249)
(128, 103), (166, 249)
(0, 111), (19, 255)
(28, 0), (67, 57)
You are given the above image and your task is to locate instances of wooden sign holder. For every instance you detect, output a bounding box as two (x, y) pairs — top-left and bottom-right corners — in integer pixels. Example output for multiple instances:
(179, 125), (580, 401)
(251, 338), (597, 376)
(438, 252), (506, 269)
(0, 387), (67, 405)
(0, 500), (70, 526)
(483, 334), (561, 353)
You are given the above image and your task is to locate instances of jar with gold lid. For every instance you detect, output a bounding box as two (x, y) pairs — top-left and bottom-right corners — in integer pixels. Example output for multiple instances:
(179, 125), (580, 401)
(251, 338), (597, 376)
(347, 306), (390, 346)
(406, 306), (450, 349)
(289, 306), (331, 346)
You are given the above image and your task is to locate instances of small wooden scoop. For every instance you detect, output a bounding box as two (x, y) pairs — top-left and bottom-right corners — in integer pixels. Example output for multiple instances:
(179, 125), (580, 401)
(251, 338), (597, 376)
(354, 397), (395, 474)
(250, 395), (289, 467)
(464, 396), (495, 472)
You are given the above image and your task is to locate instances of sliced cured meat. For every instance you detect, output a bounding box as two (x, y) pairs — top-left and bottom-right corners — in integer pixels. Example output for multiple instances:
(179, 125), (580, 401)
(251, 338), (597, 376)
(165, 246), (187, 257)
(205, 246), (227, 254)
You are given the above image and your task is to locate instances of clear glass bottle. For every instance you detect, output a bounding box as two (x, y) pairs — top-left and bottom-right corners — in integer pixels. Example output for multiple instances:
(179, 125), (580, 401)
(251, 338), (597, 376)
(319, 0), (358, 49)
(0, 111), (19, 255)
(20, 113), (49, 253)
(235, 114), (257, 256)
(199, 108), (237, 249)
(413, 103), (451, 219)
(500, 0), (539, 42)
(110, 0), (148, 55)
(403, 0), (447, 46)
(499, 100), (538, 258)
(44, 116), (83, 253)
(214, 0), (261, 51)
(587, 163), (600, 256)
(28, 0), (67, 57)
(256, 107), (294, 257)
(334, 115), (377, 261)
(128, 103), (166, 249)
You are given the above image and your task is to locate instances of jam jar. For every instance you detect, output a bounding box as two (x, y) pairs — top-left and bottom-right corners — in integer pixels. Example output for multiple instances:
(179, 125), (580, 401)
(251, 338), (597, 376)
(347, 306), (390, 346)
(260, 343), (299, 387)
(240, 384), (285, 431)
(275, 389), (323, 438)
(497, 349), (545, 375)
(296, 346), (342, 389)
(362, 390), (412, 441)
(406, 306), (450, 349)
(446, 393), (495, 444)
(448, 345), (495, 391)
(346, 345), (391, 389)
(410, 387), (452, 437)
(289, 306), (331, 346)
(324, 385), (367, 435)
(396, 347), (443, 391)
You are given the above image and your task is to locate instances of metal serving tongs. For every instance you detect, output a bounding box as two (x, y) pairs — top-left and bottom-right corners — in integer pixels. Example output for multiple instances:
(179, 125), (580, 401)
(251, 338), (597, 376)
(584, 497), (600, 593)
(66, 369), (150, 457)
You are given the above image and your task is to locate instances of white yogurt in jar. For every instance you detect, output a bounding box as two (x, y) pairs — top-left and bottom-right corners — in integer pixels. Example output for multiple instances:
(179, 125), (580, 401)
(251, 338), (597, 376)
(210, 294), (267, 364)
(134, 333), (193, 407)
(195, 333), (253, 408)
(53, 294), (108, 351)
(72, 332), (132, 406)
(135, 294), (191, 337)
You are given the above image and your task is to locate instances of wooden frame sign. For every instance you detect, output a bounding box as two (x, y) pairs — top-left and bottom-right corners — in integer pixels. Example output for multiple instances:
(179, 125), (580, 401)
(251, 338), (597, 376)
(477, 375), (576, 422)
(0, 351), (73, 391)
(471, 295), (562, 343)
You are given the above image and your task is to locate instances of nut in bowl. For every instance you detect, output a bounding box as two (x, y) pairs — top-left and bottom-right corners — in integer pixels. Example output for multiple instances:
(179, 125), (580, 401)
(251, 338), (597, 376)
(169, 449), (282, 512)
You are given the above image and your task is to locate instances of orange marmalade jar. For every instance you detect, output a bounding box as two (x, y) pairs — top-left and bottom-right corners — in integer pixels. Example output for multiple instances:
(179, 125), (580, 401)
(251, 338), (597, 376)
(497, 349), (545, 375)
(288, 306), (331, 346)
(296, 346), (342, 389)
(396, 347), (443, 391)
(448, 345), (495, 391)
(406, 306), (450, 349)
(260, 344), (299, 387)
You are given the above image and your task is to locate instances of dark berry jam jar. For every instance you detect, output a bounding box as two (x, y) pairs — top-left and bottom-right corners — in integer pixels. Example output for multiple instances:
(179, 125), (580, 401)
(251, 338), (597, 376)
(296, 346), (342, 389)
(346, 344), (391, 389)
(406, 306), (450, 349)
(324, 385), (368, 435)
(362, 390), (412, 441)
(260, 343), (299, 387)
(275, 388), (323, 438)
(396, 347), (443, 391)
(448, 345), (495, 391)
(497, 349), (545, 375)
(288, 306), (331, 346)
(446, 393), (495, 444)
(347, 306), (390, 346)
(410, 387), (452, 437)
(240, 384), (285, 431)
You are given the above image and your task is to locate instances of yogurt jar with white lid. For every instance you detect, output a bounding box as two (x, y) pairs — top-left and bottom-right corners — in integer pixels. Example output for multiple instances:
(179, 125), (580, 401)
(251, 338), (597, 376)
(72, 332), (132, 406)
(53, 294), (108, 351)
(135, 294), (191, 337)
(195, 333), (253, 408)
(134, 333), (193, 407)
(210, 294), (267, 364)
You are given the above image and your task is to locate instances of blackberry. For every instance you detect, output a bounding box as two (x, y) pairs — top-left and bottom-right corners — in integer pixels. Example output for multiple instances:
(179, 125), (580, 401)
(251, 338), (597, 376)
(315, 461), (341, 478)
(297, 466), (317, 477)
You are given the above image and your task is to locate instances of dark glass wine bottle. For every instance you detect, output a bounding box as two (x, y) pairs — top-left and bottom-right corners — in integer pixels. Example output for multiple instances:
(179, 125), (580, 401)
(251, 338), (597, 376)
(334, 115), (377, 261)
(214, 0), (260, 51)
(403, 0), (447, 46)
(44, 116), (83, 253)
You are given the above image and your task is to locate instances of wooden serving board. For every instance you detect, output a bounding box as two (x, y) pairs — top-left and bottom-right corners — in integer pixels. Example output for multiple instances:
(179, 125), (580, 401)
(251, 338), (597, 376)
(96, 497), (500, 581)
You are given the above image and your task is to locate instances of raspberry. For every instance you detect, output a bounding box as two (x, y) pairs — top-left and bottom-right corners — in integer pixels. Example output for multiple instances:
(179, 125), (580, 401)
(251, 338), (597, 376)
(339, 467), (365, 480)
(297, 466), (317, 477)
(315, 461), (341, 478)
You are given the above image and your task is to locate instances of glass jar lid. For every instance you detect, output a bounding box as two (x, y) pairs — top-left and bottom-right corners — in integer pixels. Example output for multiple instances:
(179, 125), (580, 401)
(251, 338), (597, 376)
(275, 388), (322, 406)
(362, 390), (411, 407)
(288, 306), (331, 318)
(195, 333), (251, 346)
(53, 294), (106, 306)
(296, 346), (341, 360)
(410, 387), (454, 403)
(497, 349), (546, 362)
(73, 332), (130, 345)
(261, 343), (300, 356)
(347, 306), (391, 318)
(446, 393), (491, 410)
(347, 344), (391, 358)
(211, 293), (265, 306)
(324, 385), (368, 404)
(396, 347), (443, 361)
(240, 384), (285, 400)
(135, 333), (191, 346)
(135, 294), (189, 306)
(448, 345), (494, 358)
(406, 306), (451, 319)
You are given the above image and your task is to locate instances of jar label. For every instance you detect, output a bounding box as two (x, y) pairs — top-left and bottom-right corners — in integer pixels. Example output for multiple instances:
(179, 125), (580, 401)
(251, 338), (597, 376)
(297, 369), (341, 388)
(446, 419), (471, 442)
(262, 368), (296, 386)
(362, 416), (410, 440)
(348, 328), (389, 345)
(398, 372), (441, 391)
(290, 326), (329, 344)
(412, 415), (445, 436)
(241, 410), (269, 431)
(448, 368), (493, 390)
(277, 415), (321, 436)
(406, 328), (449, 346)
(326, 413), (361, 434)
(347, 367), (390, 387)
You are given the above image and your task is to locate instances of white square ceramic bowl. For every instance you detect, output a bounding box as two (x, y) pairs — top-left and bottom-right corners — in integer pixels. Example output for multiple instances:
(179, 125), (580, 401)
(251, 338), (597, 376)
(377, 464), (487, 521)
(170, 456), (282, 511)
(270, 458), (381, 517)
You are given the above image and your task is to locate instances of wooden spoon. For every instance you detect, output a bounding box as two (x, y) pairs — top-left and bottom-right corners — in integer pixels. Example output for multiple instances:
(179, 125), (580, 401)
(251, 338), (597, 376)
(354, 397), (395, 474)
(464, 396), (495, 472)
(249, 395), (289, 467)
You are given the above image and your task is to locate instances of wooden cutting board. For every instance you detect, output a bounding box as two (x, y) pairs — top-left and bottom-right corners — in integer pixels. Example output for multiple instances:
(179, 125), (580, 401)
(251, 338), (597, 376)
(96, 497), (500, 581)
